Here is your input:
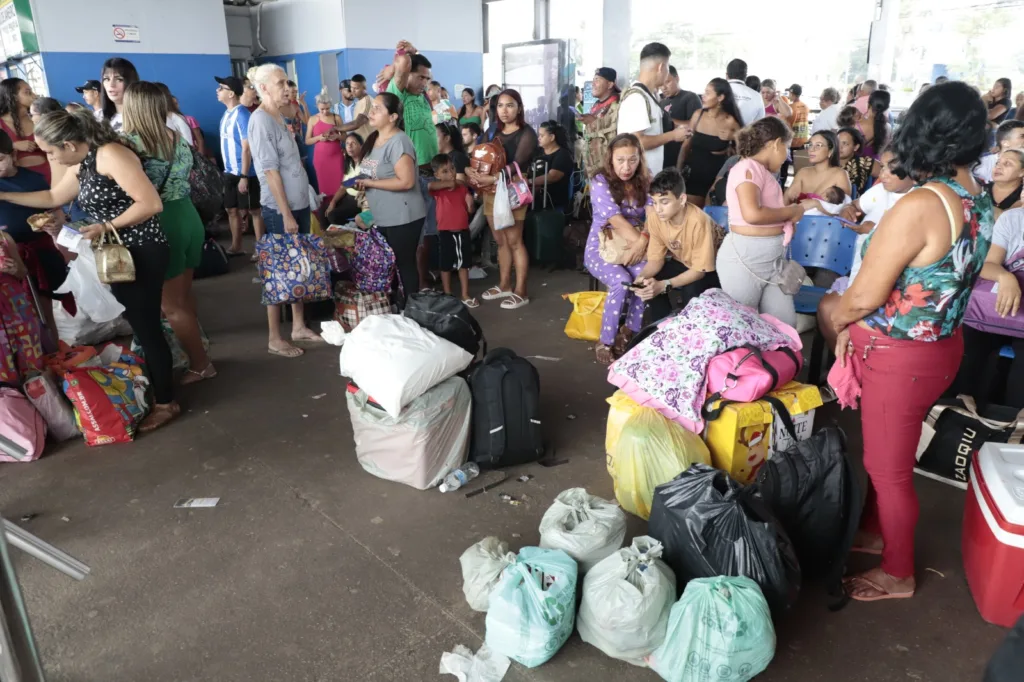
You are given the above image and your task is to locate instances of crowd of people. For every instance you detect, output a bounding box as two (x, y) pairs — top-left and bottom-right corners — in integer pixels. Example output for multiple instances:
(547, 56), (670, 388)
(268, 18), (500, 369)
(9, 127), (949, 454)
(0, 36), (1021, 610)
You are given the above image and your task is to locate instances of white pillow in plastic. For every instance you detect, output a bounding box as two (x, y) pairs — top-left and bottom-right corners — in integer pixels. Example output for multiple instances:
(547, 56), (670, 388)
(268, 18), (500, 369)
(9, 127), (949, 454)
(339, 314), (472, 418)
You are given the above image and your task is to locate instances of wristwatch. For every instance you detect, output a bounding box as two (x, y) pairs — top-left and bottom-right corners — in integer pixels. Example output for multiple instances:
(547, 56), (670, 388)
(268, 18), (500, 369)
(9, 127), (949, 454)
(661, 280), (674, 293)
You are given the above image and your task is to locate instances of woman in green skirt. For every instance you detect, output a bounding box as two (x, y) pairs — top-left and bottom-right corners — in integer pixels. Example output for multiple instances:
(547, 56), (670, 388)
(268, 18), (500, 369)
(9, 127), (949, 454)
(122, 81), (214, 384)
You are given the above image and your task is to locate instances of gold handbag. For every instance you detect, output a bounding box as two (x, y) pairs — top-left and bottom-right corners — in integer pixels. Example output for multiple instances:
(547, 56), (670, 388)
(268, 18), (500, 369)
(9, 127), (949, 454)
(598, 227), (630, 265)
(93, 225), (136, 284)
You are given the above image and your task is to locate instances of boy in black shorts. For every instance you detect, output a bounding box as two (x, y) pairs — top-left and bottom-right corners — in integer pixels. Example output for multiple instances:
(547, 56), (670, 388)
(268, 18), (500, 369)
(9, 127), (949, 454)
(428, 154), (477, 307)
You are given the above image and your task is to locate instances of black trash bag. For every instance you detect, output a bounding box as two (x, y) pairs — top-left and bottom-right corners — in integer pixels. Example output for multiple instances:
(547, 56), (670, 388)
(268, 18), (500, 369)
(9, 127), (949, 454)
(648, 463), (801, 614)
(756, 398), (862, 608)
(403, 291), (486, 359)
(985, 614), (1024, 682)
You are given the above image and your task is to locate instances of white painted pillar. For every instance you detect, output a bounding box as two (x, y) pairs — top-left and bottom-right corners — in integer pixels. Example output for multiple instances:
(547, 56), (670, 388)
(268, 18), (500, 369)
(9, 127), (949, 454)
(867, 0), (900, 84)
(601, 0), (631, 89)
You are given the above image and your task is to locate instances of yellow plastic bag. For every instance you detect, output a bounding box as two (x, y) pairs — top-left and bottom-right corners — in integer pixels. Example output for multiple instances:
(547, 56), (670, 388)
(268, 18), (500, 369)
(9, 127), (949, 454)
(605, 390), (642, 473)
(310, 213), (325, 237)
(611, 408), (712, 520)
(562, 292), (607, 342)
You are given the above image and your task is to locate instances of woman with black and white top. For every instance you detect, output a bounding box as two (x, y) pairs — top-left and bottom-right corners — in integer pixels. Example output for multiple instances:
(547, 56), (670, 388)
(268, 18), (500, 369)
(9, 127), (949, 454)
(0, 110), (179, 431)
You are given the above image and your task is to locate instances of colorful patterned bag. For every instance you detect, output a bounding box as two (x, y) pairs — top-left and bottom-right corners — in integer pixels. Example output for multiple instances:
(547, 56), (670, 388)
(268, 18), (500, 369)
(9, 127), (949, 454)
(256, 234), (332, 306)
(335, 228), (399, 294)
(333, 281), (392, 332)
(62, 352), (150, 447)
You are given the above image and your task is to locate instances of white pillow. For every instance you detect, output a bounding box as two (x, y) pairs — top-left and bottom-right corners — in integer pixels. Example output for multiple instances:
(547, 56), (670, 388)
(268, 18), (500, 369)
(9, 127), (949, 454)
(339, 315), (472, 417)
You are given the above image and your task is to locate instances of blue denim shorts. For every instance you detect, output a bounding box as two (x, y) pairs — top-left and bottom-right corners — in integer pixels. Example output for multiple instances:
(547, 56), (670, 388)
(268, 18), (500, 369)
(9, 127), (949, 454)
(262, 206), (311, 235)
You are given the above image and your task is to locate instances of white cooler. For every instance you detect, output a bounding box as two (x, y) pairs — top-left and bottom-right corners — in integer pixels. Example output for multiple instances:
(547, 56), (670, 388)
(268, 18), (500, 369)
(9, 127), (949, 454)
(962, 442), (1024, 627)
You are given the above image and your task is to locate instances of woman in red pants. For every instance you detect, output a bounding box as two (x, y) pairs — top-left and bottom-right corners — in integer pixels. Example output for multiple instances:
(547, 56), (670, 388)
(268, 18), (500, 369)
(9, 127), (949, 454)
(832, 81), (995, 602)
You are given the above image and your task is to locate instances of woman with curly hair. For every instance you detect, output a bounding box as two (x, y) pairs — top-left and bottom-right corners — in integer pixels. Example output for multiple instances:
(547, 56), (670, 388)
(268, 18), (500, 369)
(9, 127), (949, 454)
(584, 133), (652, 363)
(717, 117), (811, 326)
(831, 81), (994, 603)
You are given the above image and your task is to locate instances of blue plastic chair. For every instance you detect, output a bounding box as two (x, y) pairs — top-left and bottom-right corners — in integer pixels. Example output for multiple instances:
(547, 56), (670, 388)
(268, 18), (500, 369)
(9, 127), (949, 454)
(704, 205), (729, 230)
(790, 216), (858, 315)
(789, 217), (858, 384)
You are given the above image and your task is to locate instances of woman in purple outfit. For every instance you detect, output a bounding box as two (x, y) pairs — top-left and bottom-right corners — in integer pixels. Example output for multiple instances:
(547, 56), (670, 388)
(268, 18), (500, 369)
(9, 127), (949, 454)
(584, 133), (652, 364)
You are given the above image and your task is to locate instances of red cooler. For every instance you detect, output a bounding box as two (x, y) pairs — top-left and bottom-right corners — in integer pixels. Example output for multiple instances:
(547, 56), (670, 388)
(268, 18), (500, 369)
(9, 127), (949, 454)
(962, 442), (1024, 627)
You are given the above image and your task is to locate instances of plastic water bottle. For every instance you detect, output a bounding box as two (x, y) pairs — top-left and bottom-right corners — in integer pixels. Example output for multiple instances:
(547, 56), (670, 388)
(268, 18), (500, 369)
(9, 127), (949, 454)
(439, 463), (480, 493)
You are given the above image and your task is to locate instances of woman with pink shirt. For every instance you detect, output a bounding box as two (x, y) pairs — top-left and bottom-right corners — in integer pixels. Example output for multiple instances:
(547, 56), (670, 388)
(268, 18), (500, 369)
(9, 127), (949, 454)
(716, 117), (814, 326)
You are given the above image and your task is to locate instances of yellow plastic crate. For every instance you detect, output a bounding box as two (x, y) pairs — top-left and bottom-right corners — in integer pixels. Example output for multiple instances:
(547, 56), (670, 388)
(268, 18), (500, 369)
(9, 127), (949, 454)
(703, 381), (823, 484)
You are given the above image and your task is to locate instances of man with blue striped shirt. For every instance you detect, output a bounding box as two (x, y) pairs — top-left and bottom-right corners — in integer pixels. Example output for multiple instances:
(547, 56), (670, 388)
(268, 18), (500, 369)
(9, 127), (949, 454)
(216, 75), (265, 256)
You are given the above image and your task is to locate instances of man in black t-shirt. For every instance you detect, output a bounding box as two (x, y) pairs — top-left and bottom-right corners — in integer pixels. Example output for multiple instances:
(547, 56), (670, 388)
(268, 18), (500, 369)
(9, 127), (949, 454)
(660, 65), (702, 168)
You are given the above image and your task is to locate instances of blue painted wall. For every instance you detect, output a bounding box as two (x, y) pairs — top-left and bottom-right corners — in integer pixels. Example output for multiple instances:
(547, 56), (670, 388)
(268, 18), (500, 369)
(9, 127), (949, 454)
(43, 51), (232, 142)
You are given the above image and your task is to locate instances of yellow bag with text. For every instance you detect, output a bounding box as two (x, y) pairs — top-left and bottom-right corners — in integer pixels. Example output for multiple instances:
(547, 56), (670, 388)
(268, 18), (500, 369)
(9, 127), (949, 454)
(610, 407), (711, 520)
(562, 291), (606, 342)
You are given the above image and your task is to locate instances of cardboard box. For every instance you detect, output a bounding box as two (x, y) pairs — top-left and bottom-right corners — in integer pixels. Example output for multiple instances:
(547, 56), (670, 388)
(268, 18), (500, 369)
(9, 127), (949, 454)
(703, 381), (823, 484)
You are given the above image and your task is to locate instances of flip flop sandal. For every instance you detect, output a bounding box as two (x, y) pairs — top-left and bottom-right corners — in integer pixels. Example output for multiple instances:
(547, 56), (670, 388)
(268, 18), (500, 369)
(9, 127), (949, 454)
(500, 294), (530, 310)
(846, 576), (914, 602)
(481, 287), (514, 301)
(139, 403), (181, 433)
(463, 298), (480, 309)
(226, 249), (247, 258)
(181, 364), (218, 386)
(268, 345), (304, 358)
(850, 546), (884, 556)
(292, 332), (326, 344)
(595, 344), (614, 365)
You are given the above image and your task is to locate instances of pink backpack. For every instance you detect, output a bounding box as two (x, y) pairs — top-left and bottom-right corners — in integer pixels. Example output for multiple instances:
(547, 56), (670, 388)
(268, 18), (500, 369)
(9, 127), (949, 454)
(0, 386), (47, 462)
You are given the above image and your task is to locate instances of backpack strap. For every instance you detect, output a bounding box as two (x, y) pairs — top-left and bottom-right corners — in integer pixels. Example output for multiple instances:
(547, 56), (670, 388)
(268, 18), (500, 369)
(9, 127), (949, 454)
(824, 427), (861, 611)
(763, 395), (798, 443)
(621, 84), (654, 125)
(477, 361), (509, 464)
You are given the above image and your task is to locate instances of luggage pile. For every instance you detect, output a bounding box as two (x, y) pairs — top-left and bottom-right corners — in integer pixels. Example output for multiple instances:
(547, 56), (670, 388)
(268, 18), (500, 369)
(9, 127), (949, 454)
(339, 292), (546, 490)
(1, 341), (157, 462)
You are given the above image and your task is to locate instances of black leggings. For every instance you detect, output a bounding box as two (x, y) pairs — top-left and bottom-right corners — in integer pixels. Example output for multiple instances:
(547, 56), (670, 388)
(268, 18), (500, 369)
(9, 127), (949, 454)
(642, 259), (719, 326)
(110, 241), (174, 405)
(951, 325), (1024, 408)
(379, 218), (424, 307)
(326, 194), (361, 225)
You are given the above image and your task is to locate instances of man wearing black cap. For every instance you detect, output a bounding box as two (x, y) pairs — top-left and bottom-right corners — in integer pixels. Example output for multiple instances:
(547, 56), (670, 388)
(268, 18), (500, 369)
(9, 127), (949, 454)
(216, 75), (264, 256)
(580, 67), (622, 175)
(74, 80), (102, 119)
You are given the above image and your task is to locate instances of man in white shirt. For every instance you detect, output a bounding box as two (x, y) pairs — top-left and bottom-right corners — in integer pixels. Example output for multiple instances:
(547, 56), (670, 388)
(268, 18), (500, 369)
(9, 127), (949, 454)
(725, 58), (765, 126)
(616, 42), (690, 175)
(811, 87), (842, 134)
(75, 80), (103, 119)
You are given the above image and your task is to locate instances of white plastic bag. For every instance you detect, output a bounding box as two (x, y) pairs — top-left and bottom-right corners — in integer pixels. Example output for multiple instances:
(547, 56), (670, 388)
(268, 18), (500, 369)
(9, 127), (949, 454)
(346, 376), (470, 490)
(319, 320), (347, 346)
(460, 537), (516, 612)
(52, 302), (132, 346)
(53, 245), (124, 323)
(439, 643), (510, 682)
(538, 487), (627, 573)
(22, 370), (80, 442)
(577, 536), (676, 666)
(339, 315), (472, 418)
(492, 173), (514, 230)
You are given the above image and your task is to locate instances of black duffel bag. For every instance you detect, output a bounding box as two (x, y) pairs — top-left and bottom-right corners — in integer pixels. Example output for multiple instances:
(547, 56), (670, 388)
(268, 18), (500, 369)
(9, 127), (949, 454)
(648, 463), (801, 614)
(194, 234), (230, 279)
(757, 397), (861, 607)
(403, 291), (486, 359)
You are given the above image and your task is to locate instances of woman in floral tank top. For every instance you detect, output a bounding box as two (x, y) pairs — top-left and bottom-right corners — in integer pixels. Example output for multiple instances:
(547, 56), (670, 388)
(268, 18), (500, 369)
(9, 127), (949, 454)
(831, 82), (994, 604)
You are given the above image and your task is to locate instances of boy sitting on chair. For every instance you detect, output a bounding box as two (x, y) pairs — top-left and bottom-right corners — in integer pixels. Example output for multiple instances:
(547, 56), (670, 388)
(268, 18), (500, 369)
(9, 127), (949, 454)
(634, 167), (722, 324)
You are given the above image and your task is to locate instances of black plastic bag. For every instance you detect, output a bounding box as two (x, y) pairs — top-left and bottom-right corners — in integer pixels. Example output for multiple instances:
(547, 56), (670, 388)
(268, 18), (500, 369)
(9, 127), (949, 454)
(648, 463), (801, 613)
(757, 400), (861, 596)
(403, 291), (486, 359)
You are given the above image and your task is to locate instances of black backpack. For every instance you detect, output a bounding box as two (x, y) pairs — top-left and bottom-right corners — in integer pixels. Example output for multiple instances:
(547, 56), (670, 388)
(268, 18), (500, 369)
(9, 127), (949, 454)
(194, 233), (230, 279)
(403, 291), (486, 358)
(467, 348), (545, 468)
(756, 397), (862, 609)
(189, 147), (225, 225)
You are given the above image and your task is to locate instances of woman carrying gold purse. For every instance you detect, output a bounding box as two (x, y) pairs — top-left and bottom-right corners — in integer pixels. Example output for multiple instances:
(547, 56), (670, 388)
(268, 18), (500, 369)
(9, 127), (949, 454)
(0, 109), (180, 433)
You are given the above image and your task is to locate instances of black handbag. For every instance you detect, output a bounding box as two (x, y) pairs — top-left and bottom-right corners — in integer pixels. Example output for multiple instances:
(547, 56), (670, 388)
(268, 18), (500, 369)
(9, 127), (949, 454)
(916, 394), (1024, 489)
(189, 147), (225, 225)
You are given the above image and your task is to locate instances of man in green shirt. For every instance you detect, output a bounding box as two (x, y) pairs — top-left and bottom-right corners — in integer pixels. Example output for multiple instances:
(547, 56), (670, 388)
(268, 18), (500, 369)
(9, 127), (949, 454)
(386, 40), (438, 169)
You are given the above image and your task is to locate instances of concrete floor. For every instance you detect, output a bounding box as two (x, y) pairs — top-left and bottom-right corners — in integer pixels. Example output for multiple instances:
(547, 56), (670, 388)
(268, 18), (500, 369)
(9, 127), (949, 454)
(0, 256), (1010, 682)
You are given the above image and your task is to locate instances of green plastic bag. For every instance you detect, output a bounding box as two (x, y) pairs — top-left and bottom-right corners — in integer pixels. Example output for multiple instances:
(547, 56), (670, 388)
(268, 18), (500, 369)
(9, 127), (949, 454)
(611, 408), (711, 520)
(647, 576), (775, 682)
(484, 546), (578, 668)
